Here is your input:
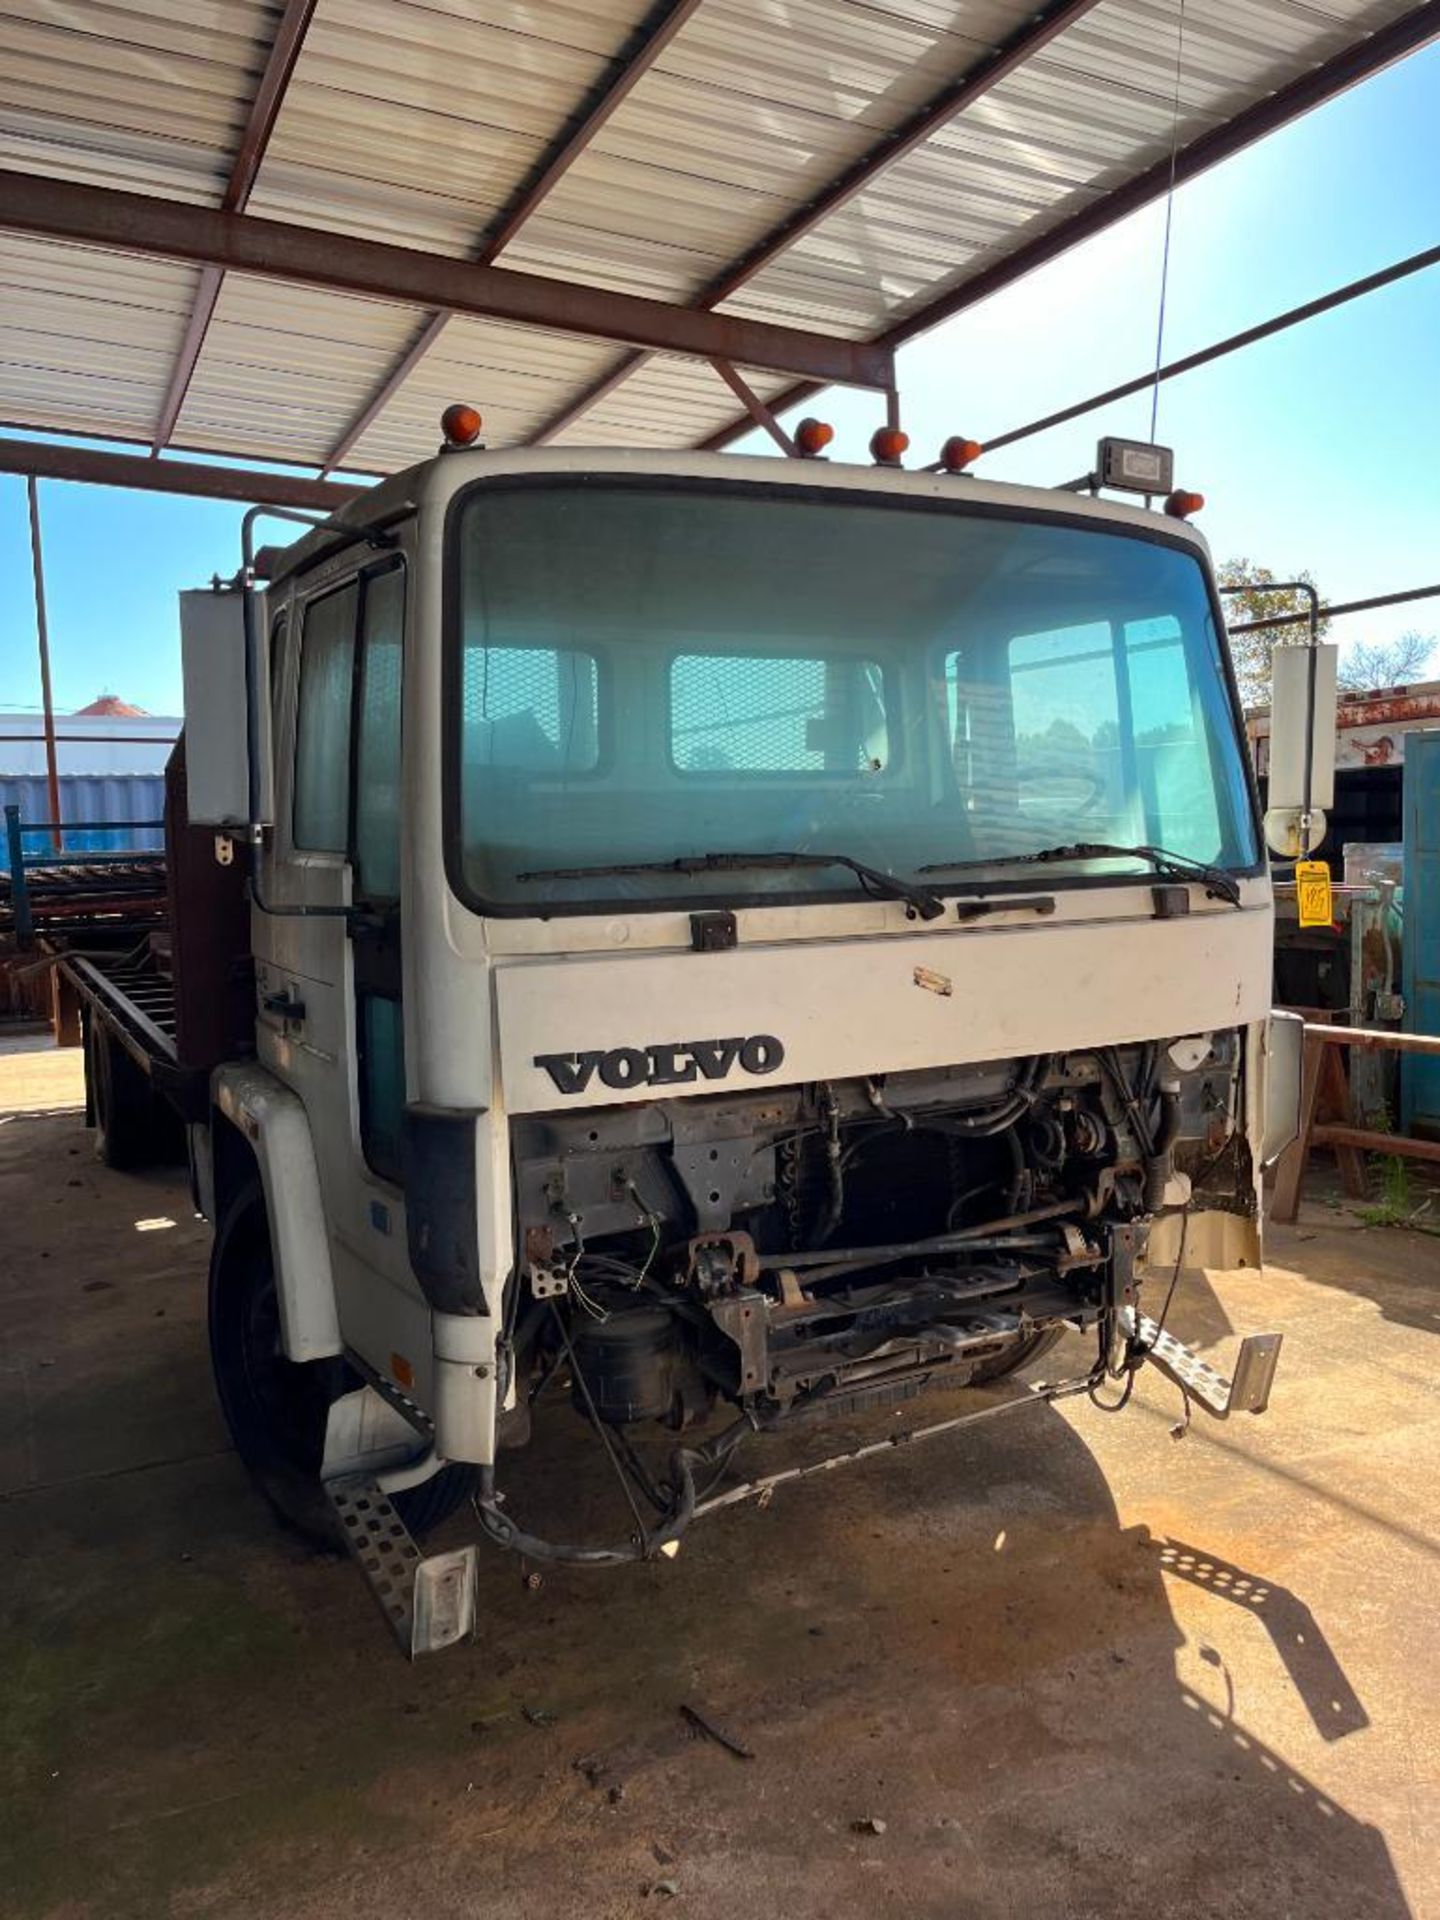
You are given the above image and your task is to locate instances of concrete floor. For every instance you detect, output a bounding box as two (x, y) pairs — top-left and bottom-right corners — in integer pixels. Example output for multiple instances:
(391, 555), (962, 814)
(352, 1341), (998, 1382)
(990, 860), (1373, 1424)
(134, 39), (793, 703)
(3, 1037), (1439, 1920)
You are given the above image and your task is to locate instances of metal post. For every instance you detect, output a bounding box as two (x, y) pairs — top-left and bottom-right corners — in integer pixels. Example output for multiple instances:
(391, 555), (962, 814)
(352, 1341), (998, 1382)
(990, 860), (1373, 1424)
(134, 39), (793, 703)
(26, 476), (62, 855)
(5, 804), (34, 948)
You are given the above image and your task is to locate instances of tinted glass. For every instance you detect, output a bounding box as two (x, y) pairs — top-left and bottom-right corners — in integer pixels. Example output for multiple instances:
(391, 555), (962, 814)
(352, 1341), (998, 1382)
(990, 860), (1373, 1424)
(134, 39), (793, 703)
(353, 567), (405, 898)
(294, 581), (357, 853)
(452, 484), (1256, 909)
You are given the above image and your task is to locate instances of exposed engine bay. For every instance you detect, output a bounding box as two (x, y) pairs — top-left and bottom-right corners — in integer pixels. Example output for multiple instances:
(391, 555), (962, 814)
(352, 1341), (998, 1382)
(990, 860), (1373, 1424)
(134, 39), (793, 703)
(478, 1033), (1253, 1560)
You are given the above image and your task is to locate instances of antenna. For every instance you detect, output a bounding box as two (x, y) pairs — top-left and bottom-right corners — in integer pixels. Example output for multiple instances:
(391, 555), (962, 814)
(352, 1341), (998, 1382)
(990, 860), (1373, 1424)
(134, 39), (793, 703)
(1149, 0), (1189, 445)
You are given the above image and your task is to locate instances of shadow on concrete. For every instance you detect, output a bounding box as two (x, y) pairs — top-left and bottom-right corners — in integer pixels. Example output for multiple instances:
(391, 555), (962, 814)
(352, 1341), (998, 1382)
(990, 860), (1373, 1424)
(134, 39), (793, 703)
(1267, 1172), (1440, 1341)
(1143, 1260), (1236, 1351)
(1158, 1537), (1370, 1741)
(0, 1103), (1418, 1920)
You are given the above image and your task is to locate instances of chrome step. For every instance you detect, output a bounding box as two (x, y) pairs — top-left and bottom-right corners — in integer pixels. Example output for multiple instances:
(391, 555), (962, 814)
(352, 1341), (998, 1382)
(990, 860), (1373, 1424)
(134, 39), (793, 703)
(325, 1476), (477, 1658)
(1122, 1308), (1281, 1419)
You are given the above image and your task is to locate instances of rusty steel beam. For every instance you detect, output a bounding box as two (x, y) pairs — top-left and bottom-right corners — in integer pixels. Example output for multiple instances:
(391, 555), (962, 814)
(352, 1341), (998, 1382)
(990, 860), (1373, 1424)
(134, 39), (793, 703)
(0, 169), (894, 391)
(322, 0), (707, 472)
(0, 438), (361, 511)
(528, 0), (1104, 444)
(152, 0), (319, 453)
(324, 309), (452, 476)
(699, 0), (1106, 312)
(222, 0), (319, 210)
(484, 0), (707, 261)
(530, 348), (652, 445)
(700, 0), (1440, 453)
(710, 360), (796, 455)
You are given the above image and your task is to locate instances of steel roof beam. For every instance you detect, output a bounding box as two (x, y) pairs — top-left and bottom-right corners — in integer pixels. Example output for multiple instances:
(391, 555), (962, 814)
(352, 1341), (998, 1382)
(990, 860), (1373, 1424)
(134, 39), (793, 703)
(152, 0), (319, 454)
(0, 169), (894, 391)
(980, 240), (1440, 454)
(323, 0), (712, 471)
(698, 0), (1440, 452)
(528, 0), (1104, 443)
(0, 438), (360, 512)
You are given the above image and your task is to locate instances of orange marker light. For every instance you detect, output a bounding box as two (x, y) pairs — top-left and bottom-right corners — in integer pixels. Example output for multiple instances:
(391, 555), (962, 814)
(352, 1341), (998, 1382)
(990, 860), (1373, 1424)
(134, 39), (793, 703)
(1163, 488), (1205, 519)
(794, 416), (835, 457)
(390, 1351), (415, 1390)
(870, 426), (910, 467)
(940, 435), (983, 473)
(441, 402), (483, 447)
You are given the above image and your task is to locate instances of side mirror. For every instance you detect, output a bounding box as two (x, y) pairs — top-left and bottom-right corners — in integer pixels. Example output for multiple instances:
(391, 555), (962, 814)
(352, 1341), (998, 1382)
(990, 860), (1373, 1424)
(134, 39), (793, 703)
(180, 585), (275, 830)
(1260, 1009), (1305, 1168)
(1264, 642), (1337, 858)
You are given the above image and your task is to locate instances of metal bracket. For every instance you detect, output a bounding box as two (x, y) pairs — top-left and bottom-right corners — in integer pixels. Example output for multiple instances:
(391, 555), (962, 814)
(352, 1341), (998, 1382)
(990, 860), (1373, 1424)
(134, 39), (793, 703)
(325, 1475), (478, 1657)
(528, 1259), (569, 1300)
(709, 1287), (768, 1396)
(1123, 1309), (1282, 1418)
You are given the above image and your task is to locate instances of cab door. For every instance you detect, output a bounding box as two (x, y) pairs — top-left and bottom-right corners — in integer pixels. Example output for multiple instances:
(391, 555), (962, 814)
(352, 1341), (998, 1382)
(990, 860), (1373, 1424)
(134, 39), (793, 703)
(257, 548), (431, 1390)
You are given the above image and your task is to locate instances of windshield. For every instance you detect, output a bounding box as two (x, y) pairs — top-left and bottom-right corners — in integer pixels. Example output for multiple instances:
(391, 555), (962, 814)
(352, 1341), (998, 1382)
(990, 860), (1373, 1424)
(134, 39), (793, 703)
(448, 480), (1258, 913)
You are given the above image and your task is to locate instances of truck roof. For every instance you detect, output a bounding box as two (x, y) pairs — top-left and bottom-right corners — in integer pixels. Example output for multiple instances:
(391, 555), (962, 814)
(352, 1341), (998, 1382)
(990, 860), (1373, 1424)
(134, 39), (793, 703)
(265, 446), (1211, 588)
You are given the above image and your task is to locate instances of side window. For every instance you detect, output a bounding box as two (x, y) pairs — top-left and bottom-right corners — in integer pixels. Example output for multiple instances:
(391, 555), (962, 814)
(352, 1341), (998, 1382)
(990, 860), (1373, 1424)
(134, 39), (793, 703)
(352, 564), (407, 1183)
(353, 566), (405, 898)
(294, 581), (359, 851)
(268, 606), (288, 715)
(358, 995), (405, 1183)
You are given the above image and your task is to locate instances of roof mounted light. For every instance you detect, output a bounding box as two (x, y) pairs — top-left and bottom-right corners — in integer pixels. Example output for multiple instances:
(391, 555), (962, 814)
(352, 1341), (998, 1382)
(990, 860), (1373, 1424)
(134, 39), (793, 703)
(869, 426), (910, 467)
(1164, 488), (1205, 520)
(1096, 436), (1174, 495)
(794, 417), (835, 458)
(440, 402), (483, 449)
(938, 435), (982, 473)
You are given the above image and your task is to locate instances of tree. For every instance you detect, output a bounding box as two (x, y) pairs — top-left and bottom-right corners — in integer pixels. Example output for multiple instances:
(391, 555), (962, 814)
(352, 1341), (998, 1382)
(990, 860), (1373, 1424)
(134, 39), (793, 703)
(1215, 558), (1332, 708)
(1336, 631), (1436, 692)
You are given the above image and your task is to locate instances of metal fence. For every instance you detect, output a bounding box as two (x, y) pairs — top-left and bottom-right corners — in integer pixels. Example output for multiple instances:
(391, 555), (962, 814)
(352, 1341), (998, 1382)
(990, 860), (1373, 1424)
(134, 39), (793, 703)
(0, 774), (165, 867)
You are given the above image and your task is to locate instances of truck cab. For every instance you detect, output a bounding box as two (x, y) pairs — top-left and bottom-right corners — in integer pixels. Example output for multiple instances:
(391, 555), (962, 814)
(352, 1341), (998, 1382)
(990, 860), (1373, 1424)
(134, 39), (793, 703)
(178, 436), (1303, 1642)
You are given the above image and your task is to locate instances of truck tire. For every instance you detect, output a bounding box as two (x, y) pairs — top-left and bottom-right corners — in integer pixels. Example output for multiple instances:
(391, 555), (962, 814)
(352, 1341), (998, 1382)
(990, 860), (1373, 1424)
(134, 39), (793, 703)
(208, 1180), (476, 1546)
(966, 1324), (1065, 1385)
(89, 1021), (158, 1170)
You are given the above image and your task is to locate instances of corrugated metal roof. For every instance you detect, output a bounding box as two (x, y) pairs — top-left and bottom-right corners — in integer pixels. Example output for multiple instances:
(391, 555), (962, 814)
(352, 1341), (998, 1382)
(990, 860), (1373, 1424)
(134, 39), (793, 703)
(0, 0), (1433, 467)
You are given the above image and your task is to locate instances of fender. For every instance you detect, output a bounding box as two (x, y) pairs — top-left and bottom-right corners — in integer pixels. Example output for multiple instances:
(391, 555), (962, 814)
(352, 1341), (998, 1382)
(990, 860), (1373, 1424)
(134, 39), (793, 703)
(212, 1062), (343, 1363)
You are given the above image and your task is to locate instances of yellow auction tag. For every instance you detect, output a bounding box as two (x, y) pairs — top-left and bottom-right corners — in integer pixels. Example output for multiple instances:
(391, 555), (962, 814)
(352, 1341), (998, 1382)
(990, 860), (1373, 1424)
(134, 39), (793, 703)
(1295, 859), (1333, 928)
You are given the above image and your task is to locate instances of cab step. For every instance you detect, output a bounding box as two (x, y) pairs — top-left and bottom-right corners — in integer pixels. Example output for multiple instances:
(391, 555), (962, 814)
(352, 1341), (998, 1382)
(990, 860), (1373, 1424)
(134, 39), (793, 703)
(1122, 1308), (1281, 1419)
(325, 1475), (477, 1657)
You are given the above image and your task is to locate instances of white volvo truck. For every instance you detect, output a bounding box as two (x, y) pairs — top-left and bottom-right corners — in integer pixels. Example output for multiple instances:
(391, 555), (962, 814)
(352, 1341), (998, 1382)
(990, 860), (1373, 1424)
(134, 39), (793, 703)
(71, 420), (1325, 1654)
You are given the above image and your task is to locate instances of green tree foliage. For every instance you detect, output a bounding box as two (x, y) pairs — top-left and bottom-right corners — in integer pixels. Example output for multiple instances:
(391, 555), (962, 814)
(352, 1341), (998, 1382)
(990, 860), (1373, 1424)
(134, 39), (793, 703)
(1215, 558), (1331, 708)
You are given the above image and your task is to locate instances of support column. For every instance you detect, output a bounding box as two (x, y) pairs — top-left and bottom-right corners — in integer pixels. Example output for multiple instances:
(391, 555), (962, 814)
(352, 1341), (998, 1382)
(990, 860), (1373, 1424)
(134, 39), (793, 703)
(26, 477), (62, 856)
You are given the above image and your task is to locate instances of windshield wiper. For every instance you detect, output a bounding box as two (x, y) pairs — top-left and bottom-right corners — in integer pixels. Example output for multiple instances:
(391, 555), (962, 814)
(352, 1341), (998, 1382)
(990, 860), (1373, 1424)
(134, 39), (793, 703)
(515, 850), (947, 920)
(917, 841), (1242, 907)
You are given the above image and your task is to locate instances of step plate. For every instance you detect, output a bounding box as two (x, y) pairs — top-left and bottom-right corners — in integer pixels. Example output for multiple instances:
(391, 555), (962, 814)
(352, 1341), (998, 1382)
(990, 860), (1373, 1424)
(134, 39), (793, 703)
(1122, 1310), (1281, 1419)
(326, 1475), (477, 1657)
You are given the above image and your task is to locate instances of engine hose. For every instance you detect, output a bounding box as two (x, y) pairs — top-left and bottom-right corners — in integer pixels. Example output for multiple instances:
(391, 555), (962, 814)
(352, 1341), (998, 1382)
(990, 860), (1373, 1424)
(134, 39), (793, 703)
(930, 1053), (1051, 1137)
(1097, 1047), (1155, 1158)
(1004, 1123), (1029, 1214)
(815, 1083), (844, 1244)
(1143, 1081), (1183, 1213)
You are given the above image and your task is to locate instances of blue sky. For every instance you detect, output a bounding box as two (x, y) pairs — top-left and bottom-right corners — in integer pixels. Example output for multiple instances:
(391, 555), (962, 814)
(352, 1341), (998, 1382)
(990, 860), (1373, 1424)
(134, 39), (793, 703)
(2, 40), (1437, 718)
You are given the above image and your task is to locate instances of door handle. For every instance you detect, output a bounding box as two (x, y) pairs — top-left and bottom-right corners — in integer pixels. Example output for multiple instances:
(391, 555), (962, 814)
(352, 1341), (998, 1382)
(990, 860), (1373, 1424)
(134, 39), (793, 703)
(262, 990), (306, 1023)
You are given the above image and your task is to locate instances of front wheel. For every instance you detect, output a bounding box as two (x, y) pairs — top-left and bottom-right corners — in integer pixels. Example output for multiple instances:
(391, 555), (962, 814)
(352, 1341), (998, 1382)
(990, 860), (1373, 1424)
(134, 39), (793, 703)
(208, 1180), (475, 1543)
(966, 1324), (1066, 1386)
